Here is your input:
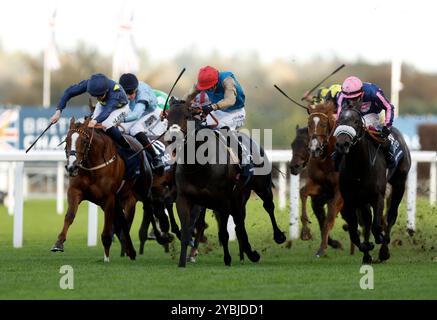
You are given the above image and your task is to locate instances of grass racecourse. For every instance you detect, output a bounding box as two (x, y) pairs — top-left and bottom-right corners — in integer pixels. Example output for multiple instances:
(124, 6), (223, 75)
(0, 196), (436, 300)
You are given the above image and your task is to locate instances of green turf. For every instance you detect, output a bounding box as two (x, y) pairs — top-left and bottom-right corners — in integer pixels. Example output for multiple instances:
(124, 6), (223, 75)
(0, 196), (436, 300)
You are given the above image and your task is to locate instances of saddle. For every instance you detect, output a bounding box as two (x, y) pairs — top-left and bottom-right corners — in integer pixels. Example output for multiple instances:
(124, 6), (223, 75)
(366, 128), (389, 147)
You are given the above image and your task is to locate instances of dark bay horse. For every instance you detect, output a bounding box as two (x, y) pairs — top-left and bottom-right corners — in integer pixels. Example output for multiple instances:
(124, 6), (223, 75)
(51, 117), (153, 262)
(334, 108), (411, 263)
(165, 99), (285, 267)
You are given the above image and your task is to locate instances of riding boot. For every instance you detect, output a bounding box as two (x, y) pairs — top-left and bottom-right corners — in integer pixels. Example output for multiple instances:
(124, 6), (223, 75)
(134, 132), (164, 173)
(106, 126), (132, 150)
(228, 130), (254, 178)
(384, 133), (403, 179)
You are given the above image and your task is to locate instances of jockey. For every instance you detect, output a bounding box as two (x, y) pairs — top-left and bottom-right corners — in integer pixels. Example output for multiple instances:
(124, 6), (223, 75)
(303, 84), (342, 108)
(50, 73), (132, 149)
(118, 73), (165, 173)
(184, 65), (252, 177)
(336, 76), (403, 170)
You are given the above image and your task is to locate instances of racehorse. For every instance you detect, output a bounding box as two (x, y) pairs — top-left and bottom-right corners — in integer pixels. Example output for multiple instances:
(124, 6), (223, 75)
(165, 98), (285, 267)
(305, 101), (344, 257)
(334, 108), (411, 263)
(51, 117), (153, 262)
(289, 125), (314, 241)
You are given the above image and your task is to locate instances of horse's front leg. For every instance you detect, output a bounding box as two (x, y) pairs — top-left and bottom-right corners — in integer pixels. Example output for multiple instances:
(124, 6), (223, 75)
(101, 195), (116, 263)
(118, 195), (136, 257)
(300, 185), (312, 241)
(176, 195), (193, 267)
(51, 188), (82, 252)
(316, 190), (343, 257)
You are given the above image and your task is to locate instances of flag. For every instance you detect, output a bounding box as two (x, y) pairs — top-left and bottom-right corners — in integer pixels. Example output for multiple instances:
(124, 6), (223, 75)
(0, 109), (19, 151)
(43, 8), (60, 107)
(45, 8), (60, 71)
(112, 9), (139, 80)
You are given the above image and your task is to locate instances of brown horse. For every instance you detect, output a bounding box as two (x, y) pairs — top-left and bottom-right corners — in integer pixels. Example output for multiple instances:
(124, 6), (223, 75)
(304, 101), (344, 257)
(51, 117), (153, 262)
(289, 121), (356, 255)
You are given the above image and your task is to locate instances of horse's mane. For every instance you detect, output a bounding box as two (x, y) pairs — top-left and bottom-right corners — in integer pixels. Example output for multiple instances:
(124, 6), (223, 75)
(308, 101), (335, 115)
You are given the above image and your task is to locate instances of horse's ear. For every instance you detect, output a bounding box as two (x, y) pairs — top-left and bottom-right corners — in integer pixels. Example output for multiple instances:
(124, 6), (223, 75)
(296, 124), (299, 130)
(70, 117), (75, 127)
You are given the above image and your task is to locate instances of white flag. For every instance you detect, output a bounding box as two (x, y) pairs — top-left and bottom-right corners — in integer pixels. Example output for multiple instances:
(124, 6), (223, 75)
(112, 9), (139, 79)
(45, 9), (60, 71)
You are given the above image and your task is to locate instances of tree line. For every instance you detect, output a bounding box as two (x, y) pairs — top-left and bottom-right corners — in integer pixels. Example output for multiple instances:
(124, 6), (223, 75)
(0, 44), (436, 148)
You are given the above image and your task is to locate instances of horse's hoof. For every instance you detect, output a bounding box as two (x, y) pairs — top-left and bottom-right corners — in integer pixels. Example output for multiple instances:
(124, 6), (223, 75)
(378, 245), (390, 261)
(328, 239), (343, 250)
(128, 250), (136, 261)
(315, 249), (327, 258)
(300, 229), (312, 241)
(248, 250), (260, 263)
(51, 244), (64, 252)
(224, 256), (232, 266)
(104, 255), (110, 263)
(274, 232), (287, 244)
(187, 256), (196, 263)
(362, 255), (373, 265)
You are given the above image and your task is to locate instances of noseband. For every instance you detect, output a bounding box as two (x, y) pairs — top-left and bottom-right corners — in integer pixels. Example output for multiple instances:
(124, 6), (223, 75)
(334, 108), (365, 145)
(308, 112), (335, 152)
(66, 127), (117, 171)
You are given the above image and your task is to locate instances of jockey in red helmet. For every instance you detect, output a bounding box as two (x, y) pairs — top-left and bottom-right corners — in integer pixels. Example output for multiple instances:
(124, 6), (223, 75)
(184, 66), (253, 178)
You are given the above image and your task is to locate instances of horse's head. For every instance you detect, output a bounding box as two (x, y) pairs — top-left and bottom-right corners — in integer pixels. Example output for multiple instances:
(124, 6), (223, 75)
(334, 107), (365, 155)
(164, 97), (205, 139)
(307, 101), (336, 158)
(289, 124), (309, 175)
(65, 117), (93, 177)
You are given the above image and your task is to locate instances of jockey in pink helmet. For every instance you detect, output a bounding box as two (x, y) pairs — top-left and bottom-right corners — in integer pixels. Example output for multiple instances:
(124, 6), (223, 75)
(335, 76), (403, 171)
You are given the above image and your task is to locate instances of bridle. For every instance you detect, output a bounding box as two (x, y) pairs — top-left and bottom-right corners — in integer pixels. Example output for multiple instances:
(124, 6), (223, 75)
(333, 107), (365, 146)
(66, 127), (116, 171)
(308, 111), (335, 154)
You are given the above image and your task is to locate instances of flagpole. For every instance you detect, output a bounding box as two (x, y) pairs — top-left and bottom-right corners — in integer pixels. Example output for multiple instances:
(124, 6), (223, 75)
(391, 57), (402, 118)
(43, 49), (51, 108)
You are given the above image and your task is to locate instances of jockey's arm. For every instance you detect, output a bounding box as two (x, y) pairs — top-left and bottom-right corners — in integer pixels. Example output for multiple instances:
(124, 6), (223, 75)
(375, 90), (395, 127)
(214, 77), (237, 110)
(123, 102), (146, 123)
(93, 98), (119, 124)
(57, 80), (88, 112)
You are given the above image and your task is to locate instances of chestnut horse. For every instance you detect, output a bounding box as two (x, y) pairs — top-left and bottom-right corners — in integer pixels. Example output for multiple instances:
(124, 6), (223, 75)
(305, 101), (344, 257)
(51, 117), (153, 262)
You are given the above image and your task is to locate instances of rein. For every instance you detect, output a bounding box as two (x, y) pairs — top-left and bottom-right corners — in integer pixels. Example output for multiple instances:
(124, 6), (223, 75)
(67, 127), (117, 171)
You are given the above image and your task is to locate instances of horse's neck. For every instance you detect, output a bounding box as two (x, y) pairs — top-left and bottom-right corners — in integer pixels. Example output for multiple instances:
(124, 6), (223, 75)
(178, 129), (229, 169)
(344, 137), (375, 171)
(88, 131), (118, 168)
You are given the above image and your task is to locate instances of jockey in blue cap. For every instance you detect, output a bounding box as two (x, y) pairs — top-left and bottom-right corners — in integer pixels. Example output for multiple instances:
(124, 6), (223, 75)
(50, 73), (131, 149)
(118, 73), (165, 173)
